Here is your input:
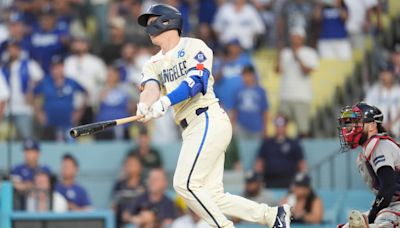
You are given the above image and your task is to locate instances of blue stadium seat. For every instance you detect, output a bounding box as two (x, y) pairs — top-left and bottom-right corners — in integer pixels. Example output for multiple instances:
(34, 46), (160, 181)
(317, 189), (345, 224)
(339, 190), (374, 223)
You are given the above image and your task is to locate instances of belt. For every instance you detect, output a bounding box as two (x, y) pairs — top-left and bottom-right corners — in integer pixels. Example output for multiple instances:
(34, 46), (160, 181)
(179, 107), (209, 129)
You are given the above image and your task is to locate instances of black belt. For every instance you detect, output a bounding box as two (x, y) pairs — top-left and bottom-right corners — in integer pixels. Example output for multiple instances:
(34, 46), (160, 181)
(180, 107), (209, 129)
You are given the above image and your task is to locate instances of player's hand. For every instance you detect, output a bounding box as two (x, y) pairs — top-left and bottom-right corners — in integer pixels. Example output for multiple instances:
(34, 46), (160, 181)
(150, 96), (171, 118)
(136, 102), (152, 122)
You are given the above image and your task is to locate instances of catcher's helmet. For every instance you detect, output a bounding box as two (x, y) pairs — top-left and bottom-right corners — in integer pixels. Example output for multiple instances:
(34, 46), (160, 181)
(338, 102), (383, 151)
(137, 4), (182, 36)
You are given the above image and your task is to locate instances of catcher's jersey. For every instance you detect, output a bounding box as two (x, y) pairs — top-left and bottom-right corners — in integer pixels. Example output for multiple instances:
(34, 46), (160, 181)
(141, 37), (219, 123)
(357, 136), (400, 201)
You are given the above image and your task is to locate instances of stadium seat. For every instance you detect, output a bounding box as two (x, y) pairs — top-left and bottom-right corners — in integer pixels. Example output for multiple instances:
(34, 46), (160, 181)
(317, 189), (345, 224)
(339, 190), (375, 224)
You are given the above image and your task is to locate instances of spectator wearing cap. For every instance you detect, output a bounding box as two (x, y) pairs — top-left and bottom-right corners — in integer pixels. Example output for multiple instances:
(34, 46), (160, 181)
(390, 42), (400, 79)
(100, 17), (126, 65)
(243, 171), (276, 206)
(0, 12), (31, 59)
(281, 173), (323, 224)
(365, 63), (400, 138)
(95, 64), (137, 140)
(55, 154), (91, 211)
(277, 26), (319, 138)
(33, 56), (86, 141)
(232, 65), (269, 140)
(64, 36), (107, 125)
(212, 0), (265, 50)
(30, 6), (69, 74)
(0, 39), (44, 139)
(111, 153), (145, 228)
(255, 115), (307, 188)
(129, 127), (162, 175)
(124, 168), (178, 227)
(314, 0), (352, 60)
(213, 39), (253, 111)
(11, 139), (52, 200)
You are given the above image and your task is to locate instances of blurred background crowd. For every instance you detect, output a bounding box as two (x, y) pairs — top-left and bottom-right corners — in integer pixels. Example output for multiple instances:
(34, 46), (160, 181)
(0, 0), (400, 227)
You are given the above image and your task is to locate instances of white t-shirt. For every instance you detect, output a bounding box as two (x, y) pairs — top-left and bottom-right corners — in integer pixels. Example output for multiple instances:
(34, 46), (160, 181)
(279, 46), (319, 102)
(345, 0), (378, 33)
(213, 3), (265, 49)
(365, 84), (400, 137)
(0, 73), (10, 102)
(171, 214), (211, 228)
(64, 54), (107, 106)
(26, 191), (69, 213)
(0, 59), (44, 115)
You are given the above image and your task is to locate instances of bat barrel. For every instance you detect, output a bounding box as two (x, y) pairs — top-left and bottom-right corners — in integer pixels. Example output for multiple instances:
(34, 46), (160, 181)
(69, 121), (117, 138)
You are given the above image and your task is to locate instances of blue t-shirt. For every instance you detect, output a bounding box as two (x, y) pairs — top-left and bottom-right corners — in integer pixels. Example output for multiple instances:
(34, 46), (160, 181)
(55, 183), (91, 207)
(234, 85), (269, 133)
(129, 192), (177, 222)
(29, 27), (68, 73)
(198, 0), (217, 24)
(34, 77), (85, 127)
(11, 164), (52, 182)
(319, 6), (348, 39)
(213, 53), (253, 110)
(258, 138), (304, 177)
(96, 87), (131, 123)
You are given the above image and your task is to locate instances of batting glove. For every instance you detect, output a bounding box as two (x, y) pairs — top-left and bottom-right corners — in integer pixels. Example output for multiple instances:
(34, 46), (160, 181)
(150, 96), (171, 118)
(136, 102), (152, 122)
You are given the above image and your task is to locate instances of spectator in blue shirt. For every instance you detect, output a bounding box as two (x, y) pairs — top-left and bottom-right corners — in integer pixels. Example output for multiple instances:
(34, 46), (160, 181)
(255, 115), (308, 188)
(11, 138), (52, 209)
(33, 56), (86, 141)
(55, 153), (91, 211)
(124, 168), (178, 227)
(95, 64), (137, 140)
(232, 65), (269, 140)
(314, 0), (352, 60)
(30, 7), (69, 73)
(214, 39), (253, 111)
(0, 12), (31, 60)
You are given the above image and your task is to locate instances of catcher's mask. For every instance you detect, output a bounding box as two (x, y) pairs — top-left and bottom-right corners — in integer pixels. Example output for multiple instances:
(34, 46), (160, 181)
(337, 102), (384, 152)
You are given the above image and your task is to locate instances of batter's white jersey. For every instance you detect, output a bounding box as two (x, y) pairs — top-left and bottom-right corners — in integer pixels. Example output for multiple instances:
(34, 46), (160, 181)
(141, 37), (219, 123)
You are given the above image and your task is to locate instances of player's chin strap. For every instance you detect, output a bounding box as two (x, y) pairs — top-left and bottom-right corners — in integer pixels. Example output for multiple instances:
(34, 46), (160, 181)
(166, 67), (210, 106)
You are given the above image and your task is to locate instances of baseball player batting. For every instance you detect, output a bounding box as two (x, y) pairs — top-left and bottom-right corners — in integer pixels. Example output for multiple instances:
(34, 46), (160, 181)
(135, 4), (291, 228)
(337, 102), (400, 228)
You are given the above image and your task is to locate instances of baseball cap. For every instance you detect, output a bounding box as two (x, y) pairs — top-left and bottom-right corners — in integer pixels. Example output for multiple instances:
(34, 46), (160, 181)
(109, 17), (126, 30)
(23, 138), (40, 151)
(292, 173), (311, 187)
(290, 26), (306, 37)
(378, 62), (394, 72)
(5, 38), (21, 48)
(226, 38), (241, 47)
(274, 115), (288, 127)
(9, 12), (24, 24)
(50, 55), (64, 65)
(245, 171), (263, 183)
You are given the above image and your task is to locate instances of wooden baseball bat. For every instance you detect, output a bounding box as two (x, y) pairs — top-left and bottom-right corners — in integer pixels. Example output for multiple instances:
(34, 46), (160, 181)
(69, 115), (144, 138)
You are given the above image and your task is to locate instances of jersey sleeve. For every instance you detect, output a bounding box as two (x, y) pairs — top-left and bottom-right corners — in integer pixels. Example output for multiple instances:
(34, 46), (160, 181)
(140, 60), (161, 88)
(185, 40), (213, 73)
(369, 141), (396, 173)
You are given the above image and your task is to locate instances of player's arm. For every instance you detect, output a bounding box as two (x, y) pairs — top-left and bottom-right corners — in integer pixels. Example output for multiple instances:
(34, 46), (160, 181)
(150, 43), (213, 118)
(368, 165), (396, 223)
(137, 60), (162, 122)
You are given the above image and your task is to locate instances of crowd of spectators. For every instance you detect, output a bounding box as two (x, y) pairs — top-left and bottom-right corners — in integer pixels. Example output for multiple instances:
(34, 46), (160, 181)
(0, 0), (397, 227)
(0, 0), (386, 141)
